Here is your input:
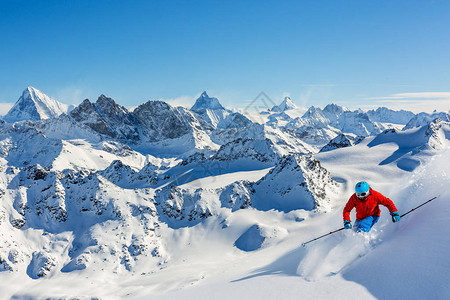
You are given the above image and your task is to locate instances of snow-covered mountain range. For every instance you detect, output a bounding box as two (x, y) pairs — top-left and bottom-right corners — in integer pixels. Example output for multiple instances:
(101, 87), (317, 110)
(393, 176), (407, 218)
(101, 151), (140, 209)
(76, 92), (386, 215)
(0, 87), (449, 299)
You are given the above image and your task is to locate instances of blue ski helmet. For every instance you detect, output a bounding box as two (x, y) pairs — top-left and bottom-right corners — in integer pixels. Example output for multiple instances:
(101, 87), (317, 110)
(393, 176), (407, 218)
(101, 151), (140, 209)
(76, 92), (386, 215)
(355, 181), (370, 194)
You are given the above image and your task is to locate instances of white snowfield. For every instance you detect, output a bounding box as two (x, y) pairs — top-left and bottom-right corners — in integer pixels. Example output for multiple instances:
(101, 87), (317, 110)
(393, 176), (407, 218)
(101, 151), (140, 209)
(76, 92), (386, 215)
(0, 88), (449, 300)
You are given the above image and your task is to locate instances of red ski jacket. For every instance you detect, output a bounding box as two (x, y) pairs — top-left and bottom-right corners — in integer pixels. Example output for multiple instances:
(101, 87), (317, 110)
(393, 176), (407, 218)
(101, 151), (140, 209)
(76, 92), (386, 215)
(343, 188), (398, 222)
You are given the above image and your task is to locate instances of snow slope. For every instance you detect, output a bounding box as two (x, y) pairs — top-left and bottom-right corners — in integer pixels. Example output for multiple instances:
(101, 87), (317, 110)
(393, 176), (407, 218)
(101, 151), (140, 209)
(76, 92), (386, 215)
(341, 148), (450, 299)
(0, 139), (447, 299)
(138, 140), (450, 300)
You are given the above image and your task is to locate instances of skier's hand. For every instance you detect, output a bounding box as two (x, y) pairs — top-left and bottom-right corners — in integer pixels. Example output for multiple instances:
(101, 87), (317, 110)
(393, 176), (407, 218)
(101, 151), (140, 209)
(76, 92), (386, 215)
(391, 211), (401, 223)
(344, 220), (352, 229)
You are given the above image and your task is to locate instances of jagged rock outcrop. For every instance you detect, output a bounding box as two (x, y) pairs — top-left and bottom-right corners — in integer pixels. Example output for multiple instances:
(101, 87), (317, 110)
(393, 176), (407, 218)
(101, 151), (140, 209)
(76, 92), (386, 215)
(99, 160), (158, 188)
(154, 186), (214, 227)
(251, 154), (339, 212)
(212, 138), (280, 162)
(131, 100), (214, 142)
(27, 251), (57, 279)
(219, 181), (253, 212)
(421, 119), (450, 151)
(320, 133), (365, 152)
(98, 160), (137, 185)
(70, 95), (139, 141)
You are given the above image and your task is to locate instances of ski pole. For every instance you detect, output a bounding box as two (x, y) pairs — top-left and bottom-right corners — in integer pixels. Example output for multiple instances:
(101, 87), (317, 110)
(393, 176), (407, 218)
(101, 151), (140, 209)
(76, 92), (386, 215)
(400, 196), (438, 218)
(301, 227), (345, 247)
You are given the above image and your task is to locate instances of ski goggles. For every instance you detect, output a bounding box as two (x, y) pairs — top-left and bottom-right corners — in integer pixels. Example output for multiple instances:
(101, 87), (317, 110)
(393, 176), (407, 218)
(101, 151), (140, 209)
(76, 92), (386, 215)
(356, 191), (369, 198)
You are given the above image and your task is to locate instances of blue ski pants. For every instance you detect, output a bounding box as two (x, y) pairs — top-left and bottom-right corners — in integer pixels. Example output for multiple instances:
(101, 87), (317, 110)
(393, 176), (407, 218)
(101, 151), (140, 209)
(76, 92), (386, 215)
(354, 216), (379, 232)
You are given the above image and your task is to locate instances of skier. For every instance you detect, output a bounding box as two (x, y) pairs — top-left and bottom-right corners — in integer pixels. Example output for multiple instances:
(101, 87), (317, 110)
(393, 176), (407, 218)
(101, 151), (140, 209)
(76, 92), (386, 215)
(343, 181), (401, 232)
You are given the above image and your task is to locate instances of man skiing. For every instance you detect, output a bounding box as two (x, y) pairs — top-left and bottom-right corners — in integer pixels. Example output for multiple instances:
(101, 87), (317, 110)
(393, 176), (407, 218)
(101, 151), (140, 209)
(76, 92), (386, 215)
(343, 181), (401, 232)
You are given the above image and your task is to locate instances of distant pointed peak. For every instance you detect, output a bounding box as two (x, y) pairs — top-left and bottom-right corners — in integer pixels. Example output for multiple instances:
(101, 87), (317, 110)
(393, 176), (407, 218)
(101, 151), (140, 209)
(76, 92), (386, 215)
(21, 87), (59, 105)
(4, 87), (68, 122)
(18, 86), (47, 101)
(271, 96), (297, 112)
(191, 91), (225, 111)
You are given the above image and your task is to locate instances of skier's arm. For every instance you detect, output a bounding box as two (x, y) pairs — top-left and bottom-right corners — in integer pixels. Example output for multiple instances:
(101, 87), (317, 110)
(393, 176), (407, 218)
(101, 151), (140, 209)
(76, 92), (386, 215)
(378, 194), (398, 214)
(343, 197), (355, 222)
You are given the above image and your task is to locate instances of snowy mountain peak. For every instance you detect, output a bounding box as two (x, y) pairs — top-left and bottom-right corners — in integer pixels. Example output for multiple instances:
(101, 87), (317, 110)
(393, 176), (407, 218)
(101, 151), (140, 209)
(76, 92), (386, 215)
(323, 103), (346, 115)
(271, 96), (297, 112)
(322, 103), (346, 123)
(4, 87), (69, 122)
(281, 96), (296, 110)
(97, 94), (113, 103)
(191, 91), (225, 111)
(366, 107), (415, 125)
(132, 100), (214, 144)
(302, 106), (326, 119)
(403, 111), (450, 130)
(95, 94), (129, 116)
(252, 153), (338, 212)
(24, 86), (38, 97)
(69, 95), (138, 140)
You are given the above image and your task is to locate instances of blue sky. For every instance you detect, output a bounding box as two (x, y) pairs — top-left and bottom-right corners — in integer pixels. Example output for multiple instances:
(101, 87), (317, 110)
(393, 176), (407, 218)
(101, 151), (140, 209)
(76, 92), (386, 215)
(1, 0), (450, 113)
